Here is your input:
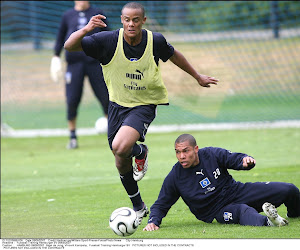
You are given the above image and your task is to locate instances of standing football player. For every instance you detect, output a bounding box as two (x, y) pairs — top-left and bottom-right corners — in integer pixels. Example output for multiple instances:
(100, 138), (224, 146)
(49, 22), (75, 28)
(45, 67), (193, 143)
(143, 134), (300, 231)
(64, 2), (219, 223)
(51, 1), (109, 149)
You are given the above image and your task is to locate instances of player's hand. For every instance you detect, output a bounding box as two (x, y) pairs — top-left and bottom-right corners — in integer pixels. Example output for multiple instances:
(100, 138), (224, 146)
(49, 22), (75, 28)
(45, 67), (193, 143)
(242, 156), (256, 168)
(84, 14), (107, 33)
(50, 56), (63, 83)
(64, 15), (106, 52)
(143, 223), (159, 231)
(196, 74), (219, 88)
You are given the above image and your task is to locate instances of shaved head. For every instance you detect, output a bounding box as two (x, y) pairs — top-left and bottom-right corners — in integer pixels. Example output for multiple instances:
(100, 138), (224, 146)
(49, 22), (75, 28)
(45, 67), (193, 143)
(122, 2), (145, 17)
(175, 134), (197, 147)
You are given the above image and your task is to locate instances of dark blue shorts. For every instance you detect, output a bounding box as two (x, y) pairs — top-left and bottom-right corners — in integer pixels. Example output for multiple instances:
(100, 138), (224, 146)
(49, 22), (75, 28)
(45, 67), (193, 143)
(107, 101), (157, 150)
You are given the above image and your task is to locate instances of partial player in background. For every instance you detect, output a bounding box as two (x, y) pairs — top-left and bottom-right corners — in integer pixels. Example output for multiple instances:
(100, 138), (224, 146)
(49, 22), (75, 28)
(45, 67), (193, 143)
(143, 134), (300, 231)
(50, 1), (109, 149)
(64, 2), (218, 224)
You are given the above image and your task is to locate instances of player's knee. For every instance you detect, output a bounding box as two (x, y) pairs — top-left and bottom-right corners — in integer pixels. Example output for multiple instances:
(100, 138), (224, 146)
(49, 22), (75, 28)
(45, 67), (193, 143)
(111, 142), (131, 158)
(67, 99), (80, 108)
(67, 109), (77, 121)
(286, 183), (300, 196)
(275, 183), (300, 202)
(67, 101), (79, 118)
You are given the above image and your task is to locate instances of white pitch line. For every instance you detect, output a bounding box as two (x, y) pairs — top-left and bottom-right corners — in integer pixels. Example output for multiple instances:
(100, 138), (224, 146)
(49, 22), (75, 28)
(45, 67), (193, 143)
(1, 120), (300, 138)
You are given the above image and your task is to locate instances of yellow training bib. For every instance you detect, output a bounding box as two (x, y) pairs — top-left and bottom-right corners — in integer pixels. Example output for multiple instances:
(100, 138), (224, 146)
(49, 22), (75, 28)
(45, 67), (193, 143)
(102, 28), (169, 107)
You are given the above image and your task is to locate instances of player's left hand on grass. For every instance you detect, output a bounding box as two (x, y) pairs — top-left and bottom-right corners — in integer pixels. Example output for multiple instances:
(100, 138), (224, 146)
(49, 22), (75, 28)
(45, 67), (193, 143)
(143, 223), (159, 231)
(196, 74), (219, 88)
(242, 156), (256, 168)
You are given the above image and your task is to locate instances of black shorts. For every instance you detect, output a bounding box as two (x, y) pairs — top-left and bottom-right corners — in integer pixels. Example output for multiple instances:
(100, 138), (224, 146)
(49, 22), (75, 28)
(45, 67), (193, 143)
(107, 101), (157, 150)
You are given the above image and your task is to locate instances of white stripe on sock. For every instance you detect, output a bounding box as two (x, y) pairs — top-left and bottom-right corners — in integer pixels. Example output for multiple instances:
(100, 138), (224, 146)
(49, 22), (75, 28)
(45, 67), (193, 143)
(128, 190), (140, 198)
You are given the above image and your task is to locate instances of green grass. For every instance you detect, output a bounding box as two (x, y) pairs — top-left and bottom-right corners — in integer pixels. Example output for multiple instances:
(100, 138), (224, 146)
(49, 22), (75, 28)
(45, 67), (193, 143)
(1, 128), (300, 239)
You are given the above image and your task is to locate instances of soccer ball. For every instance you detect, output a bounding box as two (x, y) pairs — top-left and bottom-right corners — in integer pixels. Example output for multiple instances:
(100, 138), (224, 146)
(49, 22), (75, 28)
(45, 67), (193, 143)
(95, 117), (108, 134)
(109, 207), (139, 237)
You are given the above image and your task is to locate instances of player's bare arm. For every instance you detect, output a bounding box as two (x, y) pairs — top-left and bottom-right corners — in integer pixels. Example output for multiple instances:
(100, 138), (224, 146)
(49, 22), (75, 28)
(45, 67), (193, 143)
(143, 223), (159, 231)
(242, 156), (256, 168)
(64, 14), (107, 52)
(169, 49), (219, 88)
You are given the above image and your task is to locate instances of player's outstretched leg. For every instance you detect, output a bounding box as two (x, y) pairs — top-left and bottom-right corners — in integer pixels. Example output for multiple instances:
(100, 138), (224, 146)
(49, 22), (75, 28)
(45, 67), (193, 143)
(133, 144), (149, 181)
(263, 202), (289, 226)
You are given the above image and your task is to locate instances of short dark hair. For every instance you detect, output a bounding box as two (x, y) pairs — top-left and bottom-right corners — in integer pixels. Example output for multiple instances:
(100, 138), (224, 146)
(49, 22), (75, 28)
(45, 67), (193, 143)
(175, 134), (197, 147)
(122, 2), (145, 17)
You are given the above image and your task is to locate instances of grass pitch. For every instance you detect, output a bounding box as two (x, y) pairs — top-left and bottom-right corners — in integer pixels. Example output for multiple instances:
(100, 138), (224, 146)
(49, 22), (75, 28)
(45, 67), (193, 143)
(1, 128), (300, 239)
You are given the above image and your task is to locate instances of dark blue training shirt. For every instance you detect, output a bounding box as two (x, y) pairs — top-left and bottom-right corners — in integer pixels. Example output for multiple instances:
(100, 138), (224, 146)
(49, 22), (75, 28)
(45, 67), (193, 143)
(81, 29), (174, 66)
(54, 6), (109, 63)
(148, 147), (254, 226)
